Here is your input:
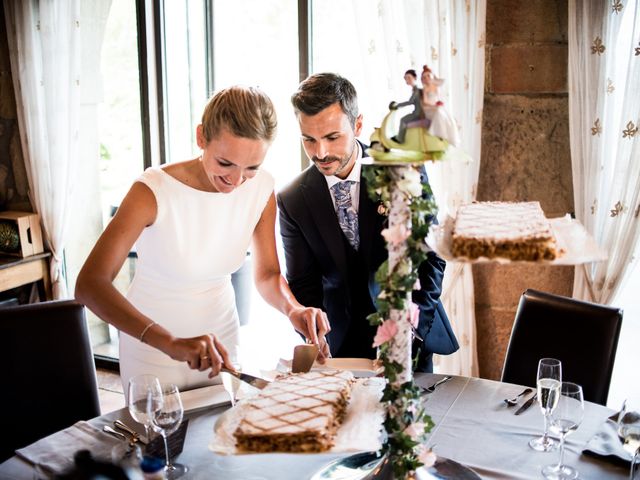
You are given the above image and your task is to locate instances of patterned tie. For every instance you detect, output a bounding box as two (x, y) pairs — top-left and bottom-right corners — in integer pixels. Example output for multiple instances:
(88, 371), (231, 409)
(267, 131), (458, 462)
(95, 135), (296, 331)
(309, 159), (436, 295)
(331, 181), (359, 250)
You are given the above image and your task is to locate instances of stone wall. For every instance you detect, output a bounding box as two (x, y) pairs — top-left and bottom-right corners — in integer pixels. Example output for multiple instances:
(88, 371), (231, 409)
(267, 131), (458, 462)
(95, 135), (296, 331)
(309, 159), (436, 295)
(476, 0), (574, 380)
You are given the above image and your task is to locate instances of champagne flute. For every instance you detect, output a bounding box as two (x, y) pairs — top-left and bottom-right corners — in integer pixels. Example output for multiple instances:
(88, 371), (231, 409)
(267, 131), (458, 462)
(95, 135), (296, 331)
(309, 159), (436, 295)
(149, 383), (188, 479)
(529, 358), (562, 451)
(542, 382), (584, 479)
(128, 374), (162, 441)
(617, 400), (640, 480)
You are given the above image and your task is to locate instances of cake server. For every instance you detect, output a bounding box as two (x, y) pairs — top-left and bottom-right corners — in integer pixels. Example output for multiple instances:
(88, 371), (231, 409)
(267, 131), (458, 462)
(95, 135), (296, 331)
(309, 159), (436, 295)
(292, 344), (319, 373)
(221, 367), (270, 390)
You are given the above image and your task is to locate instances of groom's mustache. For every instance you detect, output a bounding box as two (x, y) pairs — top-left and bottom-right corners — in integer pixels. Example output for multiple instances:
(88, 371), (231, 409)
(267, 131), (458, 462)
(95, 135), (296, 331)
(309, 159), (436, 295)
(312, 156), (341, 164)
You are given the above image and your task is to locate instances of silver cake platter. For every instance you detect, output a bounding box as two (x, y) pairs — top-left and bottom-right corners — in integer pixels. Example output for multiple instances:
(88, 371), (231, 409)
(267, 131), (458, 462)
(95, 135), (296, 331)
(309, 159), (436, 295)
(310, 451), (481, 480)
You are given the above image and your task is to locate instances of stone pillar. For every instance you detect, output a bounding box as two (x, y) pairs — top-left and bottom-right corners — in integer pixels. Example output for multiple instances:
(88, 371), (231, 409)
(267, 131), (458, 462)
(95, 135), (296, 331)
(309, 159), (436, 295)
(476, 0), (574, 380)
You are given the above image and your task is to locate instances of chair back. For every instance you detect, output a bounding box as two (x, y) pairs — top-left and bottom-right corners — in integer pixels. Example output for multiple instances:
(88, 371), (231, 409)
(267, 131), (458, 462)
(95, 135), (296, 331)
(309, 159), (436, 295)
(501, 289), (623, 406)
(0, 300), (101, 461)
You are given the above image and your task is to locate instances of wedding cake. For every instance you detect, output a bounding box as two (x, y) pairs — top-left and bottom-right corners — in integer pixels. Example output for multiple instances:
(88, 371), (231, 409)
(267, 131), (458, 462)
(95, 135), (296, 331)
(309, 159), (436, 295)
(234, 370), (355, 453)
(451, 201), (559, 261)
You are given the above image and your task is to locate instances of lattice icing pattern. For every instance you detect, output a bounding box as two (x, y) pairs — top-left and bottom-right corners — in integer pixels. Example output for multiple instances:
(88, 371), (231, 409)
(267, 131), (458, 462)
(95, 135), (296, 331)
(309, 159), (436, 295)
(234, 370), (355, 453)
(451, 201), (558, 261)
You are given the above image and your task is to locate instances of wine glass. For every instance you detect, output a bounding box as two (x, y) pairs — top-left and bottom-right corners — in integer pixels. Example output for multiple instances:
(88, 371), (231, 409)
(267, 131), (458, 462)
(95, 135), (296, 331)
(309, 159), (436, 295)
(529, 358), (562, 451)
(617, 400), (640, 480)
(542, 382), (584, 479)
(128, 374), (162, 441)
(149, 383), (188, 479)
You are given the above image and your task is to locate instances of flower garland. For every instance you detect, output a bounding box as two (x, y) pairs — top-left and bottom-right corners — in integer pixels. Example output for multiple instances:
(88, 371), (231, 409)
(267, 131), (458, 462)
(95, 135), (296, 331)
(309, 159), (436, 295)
(362, 164), (438, 478)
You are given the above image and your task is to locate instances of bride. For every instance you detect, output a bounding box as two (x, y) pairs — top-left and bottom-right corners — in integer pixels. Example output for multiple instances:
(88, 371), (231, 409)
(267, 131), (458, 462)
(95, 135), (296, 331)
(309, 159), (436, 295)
(76, 85), (330, 392)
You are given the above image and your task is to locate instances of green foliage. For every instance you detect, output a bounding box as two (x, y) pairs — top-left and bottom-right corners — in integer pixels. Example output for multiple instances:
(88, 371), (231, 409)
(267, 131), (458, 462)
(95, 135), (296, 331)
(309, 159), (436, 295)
(100, 143), (111, 161)
(362, 164), (439, 478)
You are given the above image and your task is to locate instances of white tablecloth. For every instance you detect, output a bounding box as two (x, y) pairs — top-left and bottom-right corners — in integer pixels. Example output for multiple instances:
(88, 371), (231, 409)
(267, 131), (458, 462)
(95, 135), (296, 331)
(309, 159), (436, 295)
(0, 374), (628, 479)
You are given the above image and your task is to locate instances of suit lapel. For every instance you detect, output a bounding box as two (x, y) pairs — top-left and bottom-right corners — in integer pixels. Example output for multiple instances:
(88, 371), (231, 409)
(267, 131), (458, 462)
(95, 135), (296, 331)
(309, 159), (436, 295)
(301, 167), (349, 279)
(358, 176), (375, 266)
(358, 141), (385, 271)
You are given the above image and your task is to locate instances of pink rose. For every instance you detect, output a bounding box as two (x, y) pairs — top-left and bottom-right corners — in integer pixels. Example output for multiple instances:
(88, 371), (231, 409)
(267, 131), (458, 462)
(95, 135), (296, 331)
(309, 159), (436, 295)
(418, 446), (437, 468)
(381, 224), (411, 246)
(373, 320), (398, 347)
(409, 302), (420, 328)
(403, 422), (424, 440)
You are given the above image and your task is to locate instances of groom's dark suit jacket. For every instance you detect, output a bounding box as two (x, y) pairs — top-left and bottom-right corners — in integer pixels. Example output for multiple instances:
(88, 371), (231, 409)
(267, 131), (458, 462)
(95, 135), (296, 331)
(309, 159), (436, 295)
(276, 143), (458, 371)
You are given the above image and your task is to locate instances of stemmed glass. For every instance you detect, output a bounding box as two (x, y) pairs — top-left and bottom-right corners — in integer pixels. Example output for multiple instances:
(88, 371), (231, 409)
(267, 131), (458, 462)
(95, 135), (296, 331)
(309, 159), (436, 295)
(617, 400), (640, 480)
(149, 383), (188, 479)
(128, 374), (162, 441)
(542, 382), (584, 479)
(530, 358), (562, 451)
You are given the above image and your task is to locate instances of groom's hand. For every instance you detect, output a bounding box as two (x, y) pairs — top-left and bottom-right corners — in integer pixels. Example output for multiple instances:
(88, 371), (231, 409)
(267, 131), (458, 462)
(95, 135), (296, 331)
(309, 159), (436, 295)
(289, 306), (331, 363)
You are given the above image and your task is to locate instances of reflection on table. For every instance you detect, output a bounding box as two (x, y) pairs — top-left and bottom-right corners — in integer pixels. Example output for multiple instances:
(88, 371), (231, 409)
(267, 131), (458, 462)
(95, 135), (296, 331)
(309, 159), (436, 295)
(0, 373), (629, 479)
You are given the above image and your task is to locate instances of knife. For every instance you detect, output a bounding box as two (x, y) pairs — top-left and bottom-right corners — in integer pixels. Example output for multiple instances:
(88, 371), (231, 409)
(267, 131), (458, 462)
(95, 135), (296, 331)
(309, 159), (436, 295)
(515, 392), (537, 415)
(221, 367), (270, 389)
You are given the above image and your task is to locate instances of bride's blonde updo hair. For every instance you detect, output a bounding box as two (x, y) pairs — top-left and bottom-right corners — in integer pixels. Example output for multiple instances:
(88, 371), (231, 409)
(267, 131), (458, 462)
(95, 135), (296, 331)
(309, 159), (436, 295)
(201, 85), (277, 144)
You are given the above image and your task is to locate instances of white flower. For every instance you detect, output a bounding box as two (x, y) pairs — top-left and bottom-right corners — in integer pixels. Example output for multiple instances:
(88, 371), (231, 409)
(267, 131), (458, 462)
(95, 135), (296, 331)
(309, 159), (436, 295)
(397, 168), (423, 197)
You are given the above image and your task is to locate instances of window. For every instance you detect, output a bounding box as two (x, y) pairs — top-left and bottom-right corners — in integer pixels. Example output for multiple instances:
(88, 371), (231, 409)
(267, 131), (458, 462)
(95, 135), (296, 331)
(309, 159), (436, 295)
(608, 258), (640, 408)
(67, 0), (146, 359)
(71, 0), (309, 363)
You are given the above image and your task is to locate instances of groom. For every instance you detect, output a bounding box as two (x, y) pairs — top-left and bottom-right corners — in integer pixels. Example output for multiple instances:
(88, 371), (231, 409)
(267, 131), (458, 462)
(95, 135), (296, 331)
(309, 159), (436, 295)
(276, 73), (458, 372)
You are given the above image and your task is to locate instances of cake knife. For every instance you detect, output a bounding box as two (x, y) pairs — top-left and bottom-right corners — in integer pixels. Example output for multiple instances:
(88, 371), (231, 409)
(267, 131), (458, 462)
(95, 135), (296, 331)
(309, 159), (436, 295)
(221, 367), (270, 390)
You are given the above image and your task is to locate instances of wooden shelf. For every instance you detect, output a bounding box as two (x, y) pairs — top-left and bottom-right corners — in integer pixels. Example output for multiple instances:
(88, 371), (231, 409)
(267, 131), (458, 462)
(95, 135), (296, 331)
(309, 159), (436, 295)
(0, 252), (52, 301)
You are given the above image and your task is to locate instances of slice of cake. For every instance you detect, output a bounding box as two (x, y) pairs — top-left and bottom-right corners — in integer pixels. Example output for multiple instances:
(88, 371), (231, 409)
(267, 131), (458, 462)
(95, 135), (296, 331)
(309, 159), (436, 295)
(451, 201), (558, 261)
(234, 370), (355, 453)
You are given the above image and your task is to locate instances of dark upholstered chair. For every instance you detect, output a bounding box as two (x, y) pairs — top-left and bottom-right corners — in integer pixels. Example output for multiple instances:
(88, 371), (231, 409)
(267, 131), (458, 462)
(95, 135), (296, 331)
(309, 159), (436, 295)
(0, 300), (101, 461)
(501, 289), (623, 406)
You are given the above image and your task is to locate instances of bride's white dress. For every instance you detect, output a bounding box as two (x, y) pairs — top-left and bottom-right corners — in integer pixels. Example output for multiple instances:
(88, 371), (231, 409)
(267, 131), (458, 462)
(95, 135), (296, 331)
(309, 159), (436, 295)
(119, 166), (274, 392)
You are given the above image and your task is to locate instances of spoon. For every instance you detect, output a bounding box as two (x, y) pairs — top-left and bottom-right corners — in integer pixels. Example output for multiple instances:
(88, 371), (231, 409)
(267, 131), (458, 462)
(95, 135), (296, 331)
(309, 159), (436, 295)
(504, 387), (533, 406)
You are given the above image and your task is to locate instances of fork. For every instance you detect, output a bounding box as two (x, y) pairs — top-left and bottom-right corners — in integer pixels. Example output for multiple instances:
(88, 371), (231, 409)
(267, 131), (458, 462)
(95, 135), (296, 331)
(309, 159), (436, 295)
(503, 387), (533, 407)
(422, 375), (453, 394)
(114, 419), (145, 444)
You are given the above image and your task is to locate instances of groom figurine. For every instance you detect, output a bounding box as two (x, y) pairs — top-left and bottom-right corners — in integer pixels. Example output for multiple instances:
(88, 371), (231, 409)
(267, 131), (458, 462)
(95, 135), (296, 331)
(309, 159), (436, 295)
(277, 73), (458, 372)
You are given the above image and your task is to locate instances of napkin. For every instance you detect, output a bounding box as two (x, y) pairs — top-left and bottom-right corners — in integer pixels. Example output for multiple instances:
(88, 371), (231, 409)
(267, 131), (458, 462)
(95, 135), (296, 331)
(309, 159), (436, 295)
(582, 416), (632, 468)
(180, 384), (231, 413)
(15, 421), (120, 475)
(209, 377), (385, 455)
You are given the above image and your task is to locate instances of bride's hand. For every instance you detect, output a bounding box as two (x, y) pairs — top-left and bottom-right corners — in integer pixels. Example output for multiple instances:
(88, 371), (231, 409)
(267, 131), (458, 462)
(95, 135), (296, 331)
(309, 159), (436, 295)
(165, 333), (232, 378)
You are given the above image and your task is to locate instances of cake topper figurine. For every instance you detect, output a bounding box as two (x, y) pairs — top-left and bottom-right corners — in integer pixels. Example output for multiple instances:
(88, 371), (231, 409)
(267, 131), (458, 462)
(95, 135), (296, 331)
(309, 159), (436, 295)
(368, 65), (460, 162)
(403, 69), (418, 88)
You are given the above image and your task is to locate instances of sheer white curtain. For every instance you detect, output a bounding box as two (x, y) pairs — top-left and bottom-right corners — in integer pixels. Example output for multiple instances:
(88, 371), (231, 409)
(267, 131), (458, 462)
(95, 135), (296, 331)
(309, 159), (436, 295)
(569, 0), (640, 304)
(4, 0), (82, 298)
(350, 0), (485, 376)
